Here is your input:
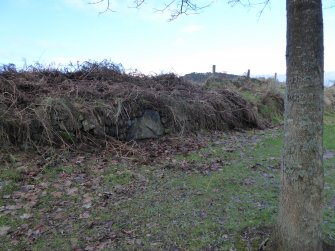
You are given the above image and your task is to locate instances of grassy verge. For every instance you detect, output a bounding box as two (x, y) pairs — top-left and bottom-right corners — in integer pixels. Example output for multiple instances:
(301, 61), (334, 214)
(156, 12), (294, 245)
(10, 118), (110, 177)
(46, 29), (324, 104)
(0, 115), (334, 250)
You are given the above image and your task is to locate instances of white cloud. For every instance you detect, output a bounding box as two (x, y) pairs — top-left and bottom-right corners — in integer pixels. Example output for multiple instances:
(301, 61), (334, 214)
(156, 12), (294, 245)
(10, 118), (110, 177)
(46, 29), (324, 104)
(175, 37), (186, 46)
(34, 40), (66, 50)
(182, 24), (205, 33)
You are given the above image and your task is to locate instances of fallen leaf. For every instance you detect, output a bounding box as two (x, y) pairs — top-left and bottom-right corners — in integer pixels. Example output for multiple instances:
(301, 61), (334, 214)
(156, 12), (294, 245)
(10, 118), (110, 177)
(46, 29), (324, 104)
(24, 200), (38, 209)
(59, 172), (70, 179)
(22, 184), (35, 192)
(67, 187), (79, 196)
(33, 224), (44, 233)
(6, 204), (21, 210)
(75, 156), (85, 165)
(12, 191), (24, 199)
(79, 212), (90, 219)
(150, 242), (162, 247)
(64, 180), (72, 187)
(0, 226), (11, 236)
(16, 165), (28, 174)
(84, 245), (95, 251)
(27, 229), (33, 237)
(121, 229), (134, 235)
(20, 213), (31, 219)
(10, 239), (19, 245)
(96, 239), (110, 250)
(104, 220), (114, 229)
(39, 182), (49, 189)
(70, 238), (79, 248)
(51, 191), (63, 198)
(82, 203), (92, 209)
(222, 234), (229, 240)
(83, 194), (93, 204)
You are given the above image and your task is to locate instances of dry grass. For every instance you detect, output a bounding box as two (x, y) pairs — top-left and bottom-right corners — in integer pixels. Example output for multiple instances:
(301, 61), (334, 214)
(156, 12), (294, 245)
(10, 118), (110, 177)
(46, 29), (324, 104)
(204, 76), (284, 124)
(0, 62), (263, 149)
(325, 85), (335, 112)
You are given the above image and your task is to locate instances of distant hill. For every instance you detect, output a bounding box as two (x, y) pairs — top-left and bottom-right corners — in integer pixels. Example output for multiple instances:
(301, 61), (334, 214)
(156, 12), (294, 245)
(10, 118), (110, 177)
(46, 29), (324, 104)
(325, 71), (335, 86)
(183, 72), (244, 84)
(257, 71), (335, 86)
(183, 71), (335, 86)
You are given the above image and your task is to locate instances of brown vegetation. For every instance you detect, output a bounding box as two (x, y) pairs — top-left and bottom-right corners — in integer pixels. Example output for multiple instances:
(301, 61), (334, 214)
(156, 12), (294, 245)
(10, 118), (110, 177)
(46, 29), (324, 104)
(0, 62), (265, 149)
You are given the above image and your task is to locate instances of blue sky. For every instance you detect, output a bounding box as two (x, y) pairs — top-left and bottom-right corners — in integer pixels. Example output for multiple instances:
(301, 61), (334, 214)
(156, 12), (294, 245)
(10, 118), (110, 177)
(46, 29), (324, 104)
(0, 0), (334, 78)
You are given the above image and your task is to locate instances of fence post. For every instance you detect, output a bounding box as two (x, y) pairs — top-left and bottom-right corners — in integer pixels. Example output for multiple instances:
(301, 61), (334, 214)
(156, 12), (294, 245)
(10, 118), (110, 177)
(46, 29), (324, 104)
(246, 69), (250, 79)
(212, 65), (216, 74)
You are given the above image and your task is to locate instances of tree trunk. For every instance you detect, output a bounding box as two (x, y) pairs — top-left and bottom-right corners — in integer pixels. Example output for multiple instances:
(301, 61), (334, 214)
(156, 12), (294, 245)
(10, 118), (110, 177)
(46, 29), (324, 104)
(277, 0), (324, 250)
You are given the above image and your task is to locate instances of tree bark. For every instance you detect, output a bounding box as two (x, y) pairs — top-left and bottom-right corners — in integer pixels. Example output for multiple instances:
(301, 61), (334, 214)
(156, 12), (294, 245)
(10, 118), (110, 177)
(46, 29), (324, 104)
(277, 0), (324, 250)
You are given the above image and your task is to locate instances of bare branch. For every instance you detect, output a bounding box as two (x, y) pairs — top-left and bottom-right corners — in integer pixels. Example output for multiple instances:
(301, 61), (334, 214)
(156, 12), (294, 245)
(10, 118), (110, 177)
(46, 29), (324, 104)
(91, 0), (271, 19)
(129, 0), (145, 8)
(89, 0), (115, 14)
(256, 0), (271, 18)
(154, 0), (215, 21)
(227, 0), (271, 19)
(91, 0), (214, 19)
(153, 0), (176, 15)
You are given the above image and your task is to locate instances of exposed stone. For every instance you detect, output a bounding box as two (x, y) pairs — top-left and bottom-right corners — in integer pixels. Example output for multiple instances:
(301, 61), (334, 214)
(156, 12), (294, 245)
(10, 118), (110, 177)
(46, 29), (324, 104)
(16, 166), (29, 174)
(81, 111), (98, 132)
(0, 226), (11, 237)
(128, 110), (164, 140)
(47, 98), (79, 133)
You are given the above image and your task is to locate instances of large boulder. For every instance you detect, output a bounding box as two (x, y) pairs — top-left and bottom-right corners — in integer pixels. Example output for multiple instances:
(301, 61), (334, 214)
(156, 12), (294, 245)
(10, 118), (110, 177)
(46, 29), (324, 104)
(128, 110), (164, 140)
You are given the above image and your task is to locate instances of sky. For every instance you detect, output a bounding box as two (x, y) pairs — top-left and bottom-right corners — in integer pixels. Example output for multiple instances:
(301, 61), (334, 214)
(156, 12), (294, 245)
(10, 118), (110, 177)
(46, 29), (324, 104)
(0, 0), (334, 79)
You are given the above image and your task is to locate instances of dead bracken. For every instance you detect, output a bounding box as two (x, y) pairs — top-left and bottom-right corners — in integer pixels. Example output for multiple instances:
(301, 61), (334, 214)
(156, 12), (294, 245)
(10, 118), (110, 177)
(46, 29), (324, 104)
(0, 61), (283, 150)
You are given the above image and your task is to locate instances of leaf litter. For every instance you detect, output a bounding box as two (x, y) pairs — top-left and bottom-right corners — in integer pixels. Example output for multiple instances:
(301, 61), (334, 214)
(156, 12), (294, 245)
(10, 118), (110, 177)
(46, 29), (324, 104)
(2, 125), (333, 250)
(2, 129), (258, 247)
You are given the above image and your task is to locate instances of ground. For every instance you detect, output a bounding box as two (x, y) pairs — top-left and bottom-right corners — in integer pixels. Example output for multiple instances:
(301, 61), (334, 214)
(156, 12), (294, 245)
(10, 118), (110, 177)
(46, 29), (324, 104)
(0, 64), (334, 250)
(0, 113), (334, 251)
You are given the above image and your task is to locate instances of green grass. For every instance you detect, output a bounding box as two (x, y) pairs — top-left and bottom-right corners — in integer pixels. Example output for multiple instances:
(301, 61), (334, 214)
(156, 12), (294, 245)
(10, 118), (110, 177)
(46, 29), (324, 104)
(32, 234), (72, 251)
(0, 154), (24, 206)
(87, 129), (283, 250)
(240, 90), (261, 104)
(324, 112), (335, 150)
(41, 164), (75, 178)
(204, 78), (284, 125)
(0, 159), (22, 182)
(103, 164), (136, 187)
(259, 105), (283, 124)
(323, 113), (335, 244)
